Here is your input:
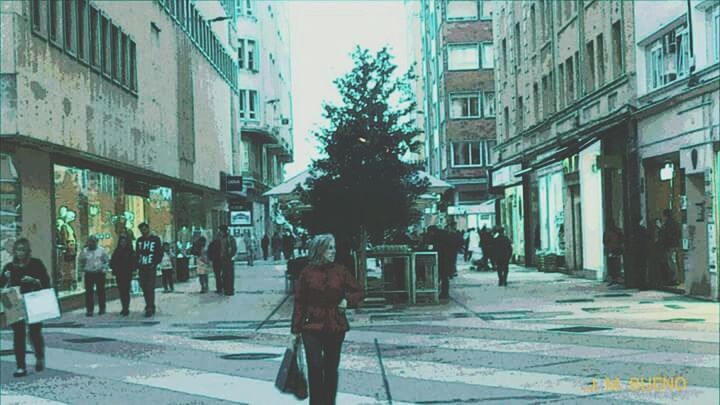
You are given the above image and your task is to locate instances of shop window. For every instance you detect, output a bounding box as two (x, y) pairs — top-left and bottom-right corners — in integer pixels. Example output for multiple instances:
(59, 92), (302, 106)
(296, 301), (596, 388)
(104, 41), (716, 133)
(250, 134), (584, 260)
(0, 154), (22, 269)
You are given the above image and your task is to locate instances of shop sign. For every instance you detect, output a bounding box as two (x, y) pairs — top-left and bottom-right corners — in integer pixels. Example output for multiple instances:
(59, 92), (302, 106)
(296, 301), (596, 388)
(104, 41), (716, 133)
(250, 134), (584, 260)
(220, 172), (244, 192)
(491, 164), (522, 187)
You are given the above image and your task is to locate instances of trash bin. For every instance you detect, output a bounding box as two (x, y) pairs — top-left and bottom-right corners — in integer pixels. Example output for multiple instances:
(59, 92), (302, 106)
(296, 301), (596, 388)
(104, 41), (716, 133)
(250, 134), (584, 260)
(176, 257), (190, 282)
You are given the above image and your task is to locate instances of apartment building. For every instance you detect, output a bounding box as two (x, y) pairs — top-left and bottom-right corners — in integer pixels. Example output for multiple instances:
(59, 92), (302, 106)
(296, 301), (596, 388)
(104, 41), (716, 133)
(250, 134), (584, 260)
(633, 0), (719, 299)
(0, 0), (239, 297)
(405, 0), (427, 165)
(420, 0), (497, 230)
(235, 0), (294, 239)
(490, 1), (638, 282)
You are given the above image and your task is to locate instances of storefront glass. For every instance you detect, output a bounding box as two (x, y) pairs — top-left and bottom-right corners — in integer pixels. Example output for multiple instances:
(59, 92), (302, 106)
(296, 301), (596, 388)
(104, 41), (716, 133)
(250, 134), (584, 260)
(538, 169), (565, 255)
(580, 141), (604, 274)
(0, 153), (21, 269)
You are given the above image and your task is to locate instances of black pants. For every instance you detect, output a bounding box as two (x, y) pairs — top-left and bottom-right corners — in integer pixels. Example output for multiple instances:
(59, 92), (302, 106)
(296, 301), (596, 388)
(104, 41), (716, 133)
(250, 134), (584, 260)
(302, 331), (345, 405)
(198, 274), (209, 292)
(115, 273), (132, 312)
(84, 272), (106, 314)
(212, 261), (223, 292)
(439, 274), (450, 298)
(12, 321), (44, 370)
(162, 269), (174, 291)
(496, 260), (509, 285)
(222, 259), (234, 295)
(138, 266), (156, 312)
(607, 255), (621, 282)
(262, 246), (269, 260)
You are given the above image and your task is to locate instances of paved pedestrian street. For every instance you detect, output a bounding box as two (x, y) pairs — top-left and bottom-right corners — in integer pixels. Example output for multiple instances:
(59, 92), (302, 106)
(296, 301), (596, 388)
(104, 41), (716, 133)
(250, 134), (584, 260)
(1, 262), (718, 404)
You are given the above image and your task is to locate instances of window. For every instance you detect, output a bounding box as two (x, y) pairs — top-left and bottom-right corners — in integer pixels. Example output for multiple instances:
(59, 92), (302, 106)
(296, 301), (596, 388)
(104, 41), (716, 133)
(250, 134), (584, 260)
(31, 0), (47, 37)
(533, 83), (540, 123)
(77, 0), (87, 61)
(450, 93), (480, 118)
(238, 40), (245, 68)
(503, 106), (510, 139)
(513, 23), (521, 66)
(516, 96), (524, 132)
(63, 0), (76, 53)
(111, 24), (119, 80)
(49, 0), (60, 43)
(448, 44), (479, 70)
(501, 38), (508, 73)
(710, 5), (720, 62)
(480, 43), (494, 68)
(479, 0), (490, 19)
(248, 90), (258, 120)
(89, 6), (98, 67)
(566, 56), (574, 102)
(101, 15), (109, 75)
(247, 40), (257, 71)
(129, 40), (137, 91)
(530, 5), (537, 51)
(239, 90), (246, 119)
(451, 141), (493, 167)
(612, 21), (623, 78)
(483, 92), (495, 117)
(585, 40), (595, 92)
(120, 34), (128, 86)
(446, 0), (478, 21)
(558, 63), (565, 108)
(645, 22), (691, 91)
(245, 0), (254, 17)
(596, 33), (605, 86)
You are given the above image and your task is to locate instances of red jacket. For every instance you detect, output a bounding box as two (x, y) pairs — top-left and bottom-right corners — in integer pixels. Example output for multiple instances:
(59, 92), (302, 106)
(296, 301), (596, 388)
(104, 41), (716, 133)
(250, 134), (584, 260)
(291, 263), (364, 334)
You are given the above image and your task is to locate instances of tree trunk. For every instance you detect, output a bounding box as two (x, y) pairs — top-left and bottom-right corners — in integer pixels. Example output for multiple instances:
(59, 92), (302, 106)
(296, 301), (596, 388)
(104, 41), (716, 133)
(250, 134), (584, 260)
(358, 226), (368, 290)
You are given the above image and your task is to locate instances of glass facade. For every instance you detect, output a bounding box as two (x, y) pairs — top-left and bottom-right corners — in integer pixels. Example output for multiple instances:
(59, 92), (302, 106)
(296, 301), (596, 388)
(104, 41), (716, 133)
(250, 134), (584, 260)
(0, 153), (21, 269)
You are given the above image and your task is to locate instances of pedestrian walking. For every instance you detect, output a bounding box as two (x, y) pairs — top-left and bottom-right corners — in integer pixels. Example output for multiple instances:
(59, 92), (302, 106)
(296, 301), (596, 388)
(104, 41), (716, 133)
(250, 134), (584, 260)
(478, 226), (494, 271)
(135, 223), (163, 317)
(110, 235), (135, 316)
(243, 232), (256, 266)
(272, 232), (283, 261)
(425, 226), (454, 299)
(208, 234), (223, 294)
(213, 225), (237, 295)
(160, 242), (175, 293)
(491, 226), (513, 286)
(261, 233), (270, 261)
(291, 234), (364, 405)
(603, 219), (624, 285)
(463, 229), (472, 262)
(0, 238), (50, 377)
(192, 237), (210, 293)
(659, 209), (680, 285)
(283, 232), (295, 261)
(78, 235), (110, 316)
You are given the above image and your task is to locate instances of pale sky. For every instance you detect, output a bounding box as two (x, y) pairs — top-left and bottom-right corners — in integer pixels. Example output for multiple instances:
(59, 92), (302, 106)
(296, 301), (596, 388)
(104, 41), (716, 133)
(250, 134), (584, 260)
(284, 0), (411, 177)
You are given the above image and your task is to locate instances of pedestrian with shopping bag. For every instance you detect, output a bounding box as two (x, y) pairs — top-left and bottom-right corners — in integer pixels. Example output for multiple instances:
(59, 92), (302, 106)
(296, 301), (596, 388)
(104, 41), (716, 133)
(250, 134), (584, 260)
(78, 235), (110, 316)
(289, 234), (364, 405)
(0, 238), (51, 377)
(110, 235), (135, 316)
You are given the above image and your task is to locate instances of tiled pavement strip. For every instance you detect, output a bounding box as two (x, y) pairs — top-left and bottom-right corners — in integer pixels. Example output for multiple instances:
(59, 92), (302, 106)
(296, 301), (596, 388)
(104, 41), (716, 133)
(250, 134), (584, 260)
(1, 262), (718, 404)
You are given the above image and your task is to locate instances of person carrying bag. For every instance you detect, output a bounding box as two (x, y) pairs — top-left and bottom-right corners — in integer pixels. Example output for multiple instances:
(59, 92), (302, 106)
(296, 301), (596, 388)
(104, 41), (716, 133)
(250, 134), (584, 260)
(0, 238), (52, 377)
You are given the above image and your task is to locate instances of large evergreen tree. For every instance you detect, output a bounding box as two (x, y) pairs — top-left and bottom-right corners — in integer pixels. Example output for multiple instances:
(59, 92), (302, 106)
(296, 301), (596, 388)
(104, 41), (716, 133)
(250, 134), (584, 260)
(299, 47), (428, 286)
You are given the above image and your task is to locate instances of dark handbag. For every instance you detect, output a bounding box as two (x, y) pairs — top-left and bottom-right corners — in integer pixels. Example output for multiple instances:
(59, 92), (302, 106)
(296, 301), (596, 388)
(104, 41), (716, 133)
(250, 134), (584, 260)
(274, 335), (308, 399)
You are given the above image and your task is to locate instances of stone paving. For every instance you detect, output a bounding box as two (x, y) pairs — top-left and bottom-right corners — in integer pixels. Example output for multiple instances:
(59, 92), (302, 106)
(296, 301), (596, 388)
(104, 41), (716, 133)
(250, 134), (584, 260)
(1, 260), (718, 404)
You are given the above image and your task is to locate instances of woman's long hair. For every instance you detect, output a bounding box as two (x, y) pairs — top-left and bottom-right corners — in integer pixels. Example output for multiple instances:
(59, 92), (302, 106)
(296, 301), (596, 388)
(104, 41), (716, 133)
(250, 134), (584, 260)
(12, 237), (32, 263)
(307, 234), (334, 266)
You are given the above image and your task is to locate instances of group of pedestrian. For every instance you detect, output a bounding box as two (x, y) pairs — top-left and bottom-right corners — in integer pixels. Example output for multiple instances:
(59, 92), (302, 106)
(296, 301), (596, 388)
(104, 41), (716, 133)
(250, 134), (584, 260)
(206, 225), (238, 295)
(263, 231), (297, 261)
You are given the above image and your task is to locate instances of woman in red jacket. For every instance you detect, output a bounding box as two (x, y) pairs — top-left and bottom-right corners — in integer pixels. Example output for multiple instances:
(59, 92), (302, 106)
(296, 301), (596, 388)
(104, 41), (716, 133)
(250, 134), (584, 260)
(291, 234), (363, 405)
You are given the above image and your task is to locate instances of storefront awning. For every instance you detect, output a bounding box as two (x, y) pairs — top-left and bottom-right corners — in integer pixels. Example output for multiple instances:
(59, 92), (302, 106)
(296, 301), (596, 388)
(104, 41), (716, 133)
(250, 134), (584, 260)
(517, 135), (600, 176)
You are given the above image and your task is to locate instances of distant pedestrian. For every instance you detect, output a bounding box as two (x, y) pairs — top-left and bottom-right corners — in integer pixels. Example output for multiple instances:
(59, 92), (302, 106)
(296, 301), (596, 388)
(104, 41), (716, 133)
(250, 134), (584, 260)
(478, 226), (494, 270)
(463, 229), (472, 262)
(659, 209), (680, 285)
(78, 235), (110, 316)
(214, 225), (237, 295)
(491, 226), (513, 286)
(272, 232), (282, 261)
(208, 234), (223, 293)
(135, 223), (163, 317)
(425, 226), (454, 299)
(291, 234), (364, 405)
(282, 232), (295, 260)
(261, 234), (270, 260)
(160, 242), (174, 293)
(603, 219), (623, 285)
(110, 235), (135, 316)
(192, 237), (210, 293)
(243, 232), (256, 266)
(0, 238), (50, 377)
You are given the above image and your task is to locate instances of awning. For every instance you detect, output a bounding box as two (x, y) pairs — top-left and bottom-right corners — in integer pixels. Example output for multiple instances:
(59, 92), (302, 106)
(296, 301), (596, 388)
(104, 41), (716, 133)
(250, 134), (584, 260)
(418, 170), (454, 193)
(516, 135), (600, 177)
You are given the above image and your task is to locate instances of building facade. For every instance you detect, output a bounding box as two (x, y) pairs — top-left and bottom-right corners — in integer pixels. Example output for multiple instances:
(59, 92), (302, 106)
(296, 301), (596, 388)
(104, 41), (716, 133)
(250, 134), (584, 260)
(491, 1), (638, 281)
(405, 0), (427, 165)
(633, 0), (719, 299)
(419, 0), (497, 231)
(235, 0), (294, 241)
(1, 0), (240, 297)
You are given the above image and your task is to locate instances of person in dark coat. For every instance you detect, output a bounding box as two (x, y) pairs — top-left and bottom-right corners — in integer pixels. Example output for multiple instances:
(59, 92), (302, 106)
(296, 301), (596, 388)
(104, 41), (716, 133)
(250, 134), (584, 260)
(425, 226), (454, 299)
(261, 234), (270, 261)
(291, 234), (364, 405)
(135, 223), (163, 317)
(207, 234), (222, 293)
(478, 226), (494, 270)
(491, 226), (513, 286)
(282, 232), (295, 260)
(110, 235), (135, 316)
(0, 238), (51, 377)
(272, 232), (282, 261)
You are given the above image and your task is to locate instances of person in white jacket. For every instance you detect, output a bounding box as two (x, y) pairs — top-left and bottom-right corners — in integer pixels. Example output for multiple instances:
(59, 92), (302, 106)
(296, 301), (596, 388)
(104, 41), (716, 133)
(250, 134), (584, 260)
(78, 235), (110, 316)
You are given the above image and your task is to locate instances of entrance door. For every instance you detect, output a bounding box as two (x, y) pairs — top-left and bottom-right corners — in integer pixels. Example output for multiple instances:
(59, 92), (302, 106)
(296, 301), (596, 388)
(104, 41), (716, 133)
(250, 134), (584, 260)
(569, 185), (583, 271)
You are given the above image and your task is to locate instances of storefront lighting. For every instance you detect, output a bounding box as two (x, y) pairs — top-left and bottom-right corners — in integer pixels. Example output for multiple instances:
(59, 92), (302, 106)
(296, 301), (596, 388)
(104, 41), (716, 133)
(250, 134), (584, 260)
(660, 162), (675, 181)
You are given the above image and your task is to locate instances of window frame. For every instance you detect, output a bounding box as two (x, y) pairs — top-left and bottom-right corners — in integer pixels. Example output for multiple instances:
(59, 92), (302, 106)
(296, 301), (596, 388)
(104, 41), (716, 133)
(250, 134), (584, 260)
(445, 0), (479, 22)
(447, 43), (480, 71)
(31, 0), (48, 38)
(480, 42), (494, 69)
(482, 91), (495, 117)
(49, 0), (63, 48)
(77, 0), (89, 63)
(248, 90), (258, 121)
(451, 141), (487, 168)
(63, 0), (77, 56)
(100, 13), (110, 77)
(449, 92), (481, 119)
(239, 89), (246, 119)
(129, 39), (137, 92)
(89, 5), (100, 70)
